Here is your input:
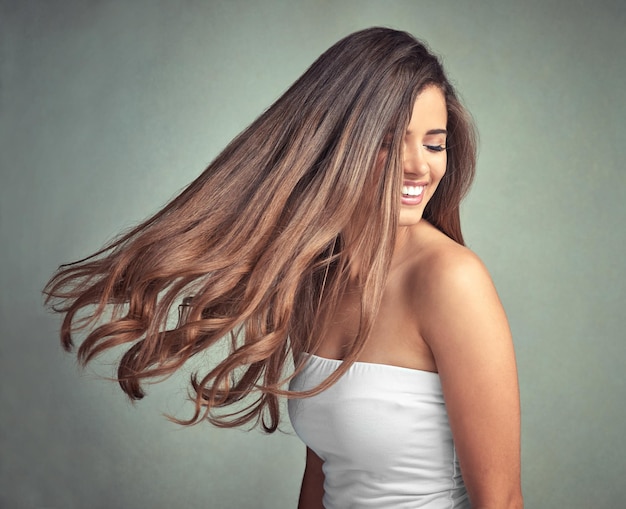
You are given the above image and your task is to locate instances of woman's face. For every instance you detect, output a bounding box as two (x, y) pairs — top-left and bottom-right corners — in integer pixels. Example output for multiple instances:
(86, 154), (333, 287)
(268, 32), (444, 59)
(380, 85), (448, 227)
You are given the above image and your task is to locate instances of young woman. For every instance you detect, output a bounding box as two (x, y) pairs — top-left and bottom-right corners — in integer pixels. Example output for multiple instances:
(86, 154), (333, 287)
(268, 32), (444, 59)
(45, 28), (522, 508)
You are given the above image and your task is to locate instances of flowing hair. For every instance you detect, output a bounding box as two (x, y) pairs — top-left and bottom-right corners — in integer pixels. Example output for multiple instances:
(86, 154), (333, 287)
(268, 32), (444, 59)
(44, 27), (476, 432)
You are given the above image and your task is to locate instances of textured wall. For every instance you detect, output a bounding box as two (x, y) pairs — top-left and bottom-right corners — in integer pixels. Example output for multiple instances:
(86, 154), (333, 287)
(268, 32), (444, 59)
(1, 1), (625, 507)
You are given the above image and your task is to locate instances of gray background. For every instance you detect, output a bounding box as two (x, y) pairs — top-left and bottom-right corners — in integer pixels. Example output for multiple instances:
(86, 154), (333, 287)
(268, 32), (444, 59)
(1, 0), (625, 508)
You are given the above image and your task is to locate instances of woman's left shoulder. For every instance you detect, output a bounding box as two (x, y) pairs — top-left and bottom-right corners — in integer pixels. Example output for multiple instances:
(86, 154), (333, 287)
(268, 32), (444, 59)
(405, 224), (513, 377)
(404, 221), (510, 354)
(407, 225), (522, 507)
(406, 223), (495, 304)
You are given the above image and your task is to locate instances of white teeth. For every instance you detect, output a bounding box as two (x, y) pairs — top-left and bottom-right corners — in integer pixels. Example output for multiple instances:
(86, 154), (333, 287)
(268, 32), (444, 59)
(402, 185), (425, 196)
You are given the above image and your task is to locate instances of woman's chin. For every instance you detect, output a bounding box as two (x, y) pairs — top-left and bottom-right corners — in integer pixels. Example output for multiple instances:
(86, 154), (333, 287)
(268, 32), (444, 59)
(398, 209), (425, 227)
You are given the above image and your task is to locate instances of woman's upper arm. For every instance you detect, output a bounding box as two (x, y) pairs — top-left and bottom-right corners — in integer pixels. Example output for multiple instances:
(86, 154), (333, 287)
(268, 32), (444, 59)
(420, 250), (523, 508)
(298, 446), (325, 509)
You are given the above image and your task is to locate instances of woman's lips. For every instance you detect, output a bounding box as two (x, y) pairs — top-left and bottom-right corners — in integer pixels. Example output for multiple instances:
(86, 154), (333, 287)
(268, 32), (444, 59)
(401, 183), (426, 205)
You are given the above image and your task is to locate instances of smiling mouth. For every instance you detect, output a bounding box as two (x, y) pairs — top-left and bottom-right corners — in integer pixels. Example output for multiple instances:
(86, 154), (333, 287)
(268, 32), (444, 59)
(402, 185), (424, 197)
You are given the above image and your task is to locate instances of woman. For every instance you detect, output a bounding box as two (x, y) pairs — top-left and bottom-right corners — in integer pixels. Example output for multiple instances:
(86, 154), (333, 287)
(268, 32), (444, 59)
(45, 28), (522, 508)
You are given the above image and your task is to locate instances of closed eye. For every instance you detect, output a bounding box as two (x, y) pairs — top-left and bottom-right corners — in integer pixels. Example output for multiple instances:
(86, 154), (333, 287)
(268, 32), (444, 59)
(424, 144), (446, 152)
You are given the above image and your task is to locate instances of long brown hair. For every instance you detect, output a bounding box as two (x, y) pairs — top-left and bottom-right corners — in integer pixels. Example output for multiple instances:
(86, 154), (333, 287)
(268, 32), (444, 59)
(44, 27), (476, 432)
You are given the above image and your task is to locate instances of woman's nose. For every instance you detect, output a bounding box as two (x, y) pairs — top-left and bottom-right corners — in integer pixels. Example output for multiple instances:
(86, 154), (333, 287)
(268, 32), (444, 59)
(403, 144), (429, 176)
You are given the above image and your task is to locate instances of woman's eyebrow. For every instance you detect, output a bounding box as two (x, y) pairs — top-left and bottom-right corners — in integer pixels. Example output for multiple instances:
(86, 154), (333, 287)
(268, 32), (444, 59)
(405, 128), (448, 135)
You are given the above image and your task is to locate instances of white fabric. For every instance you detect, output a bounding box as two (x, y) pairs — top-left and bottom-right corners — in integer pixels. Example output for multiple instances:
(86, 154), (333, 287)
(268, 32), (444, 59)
(288, 354), (469, 508)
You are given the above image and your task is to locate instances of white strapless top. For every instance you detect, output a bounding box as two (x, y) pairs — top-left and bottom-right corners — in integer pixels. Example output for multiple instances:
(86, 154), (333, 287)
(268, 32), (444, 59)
(288, 354), (469, 508)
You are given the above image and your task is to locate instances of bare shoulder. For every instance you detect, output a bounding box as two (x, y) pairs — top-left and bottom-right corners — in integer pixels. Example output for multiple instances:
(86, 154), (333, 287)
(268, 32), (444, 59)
(408, 225), (509, 353)
(405, 223), (495, 314)
(413, 230), (511, 362)
(404, 222), (522, 506)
